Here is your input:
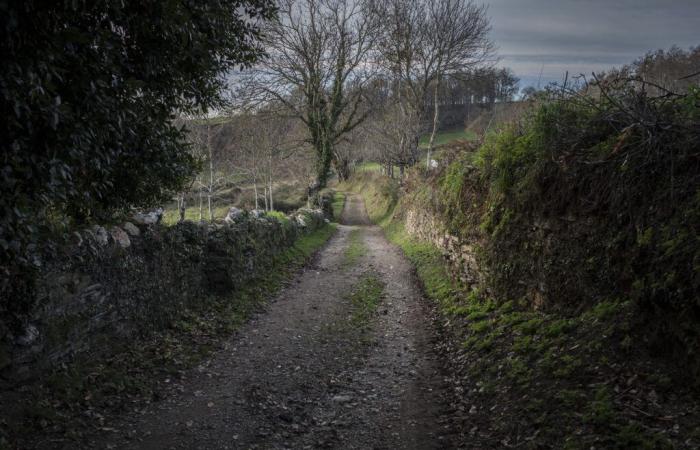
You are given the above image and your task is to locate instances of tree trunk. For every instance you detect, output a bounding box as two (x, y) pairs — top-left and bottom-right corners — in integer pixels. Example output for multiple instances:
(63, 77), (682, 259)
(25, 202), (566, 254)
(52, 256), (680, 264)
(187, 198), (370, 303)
(427, 78), (441, 169)
(263, 186), (269, 211)
(199, 190), (203, 221)
(253, 174), (259, 210)
(269, 179), (273, 212)
(269, 151), (274, 211)
(314, 137), (333, 188)
(179, 194), (186, 222)
(208, 190), (212, 222)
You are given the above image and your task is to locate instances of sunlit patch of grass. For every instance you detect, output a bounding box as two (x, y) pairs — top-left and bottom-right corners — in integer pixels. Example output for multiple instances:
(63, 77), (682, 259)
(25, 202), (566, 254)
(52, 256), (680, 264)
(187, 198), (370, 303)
(344, 229), (365, 266)
(419, 128), (477, 149)
(331, 191), (346, 221)
(161, 205), (230, 225)
(356, 161), (381, 172)
(265, 210), (290, 224)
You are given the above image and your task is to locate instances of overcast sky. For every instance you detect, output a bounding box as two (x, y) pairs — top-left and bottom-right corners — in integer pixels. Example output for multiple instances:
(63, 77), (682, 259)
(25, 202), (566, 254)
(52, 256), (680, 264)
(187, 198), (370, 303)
(483, 0), (700, 88)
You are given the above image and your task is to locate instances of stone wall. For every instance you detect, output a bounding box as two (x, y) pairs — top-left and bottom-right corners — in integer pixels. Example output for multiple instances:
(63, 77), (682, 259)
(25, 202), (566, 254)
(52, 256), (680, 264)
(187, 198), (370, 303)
(403, 204), (579, 310)
(404, 208), (486, 291)
(3, 208), (327, 381)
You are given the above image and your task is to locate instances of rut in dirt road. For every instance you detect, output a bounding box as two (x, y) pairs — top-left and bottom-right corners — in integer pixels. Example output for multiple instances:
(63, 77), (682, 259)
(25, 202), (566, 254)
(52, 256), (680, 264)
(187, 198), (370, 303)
(94, 194), (455, 450)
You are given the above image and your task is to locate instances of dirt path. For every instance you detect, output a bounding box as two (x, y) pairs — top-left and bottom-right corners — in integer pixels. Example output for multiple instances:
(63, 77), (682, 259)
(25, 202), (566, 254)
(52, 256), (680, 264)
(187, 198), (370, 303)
(92, 194), (454, 449)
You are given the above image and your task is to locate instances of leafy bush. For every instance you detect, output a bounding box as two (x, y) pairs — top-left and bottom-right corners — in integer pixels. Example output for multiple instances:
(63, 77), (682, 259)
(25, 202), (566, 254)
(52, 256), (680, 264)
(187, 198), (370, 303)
(0, 1), (276, 324)
(472, 82), (700, 373)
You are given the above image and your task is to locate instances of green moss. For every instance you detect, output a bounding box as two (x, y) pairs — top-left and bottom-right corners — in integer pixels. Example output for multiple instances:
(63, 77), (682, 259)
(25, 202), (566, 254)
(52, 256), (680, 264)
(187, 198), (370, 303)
(512, 335), (535, 353)
(516, 317), (544, 335)
(506, 356), (532, 384)
(553, 354), (582, 378)
(469, 320), (491, 334)
(556, 389), (585, 408)
(466, 310), (489, 321)
(544, 319), (576, 338)
(584, 300), (625, 322)
(585, 386), (614, 426)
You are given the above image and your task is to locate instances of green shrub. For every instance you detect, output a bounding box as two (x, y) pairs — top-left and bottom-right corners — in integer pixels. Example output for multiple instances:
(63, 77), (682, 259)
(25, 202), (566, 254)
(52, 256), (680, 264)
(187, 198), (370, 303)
(0, 0), (277, 329)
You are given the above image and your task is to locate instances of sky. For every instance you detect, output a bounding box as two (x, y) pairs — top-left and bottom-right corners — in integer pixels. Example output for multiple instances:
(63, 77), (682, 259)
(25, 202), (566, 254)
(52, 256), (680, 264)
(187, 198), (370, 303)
(483, 0), (700, 88)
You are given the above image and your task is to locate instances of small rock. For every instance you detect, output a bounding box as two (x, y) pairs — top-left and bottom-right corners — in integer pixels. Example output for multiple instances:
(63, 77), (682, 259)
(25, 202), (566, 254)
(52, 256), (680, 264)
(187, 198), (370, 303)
(122, 222), (140, 237)
(91, 225), (110, 246)
(224, 207), (244, 223)
(15, 323), (39, 347)
(295, 215), (307, 227)
(71, 231), (83, 247)
(469, 405), (477, 414)
(132, 208), (163, 226)
(331, 395), (352, 403)
(110, 226), (131, 248)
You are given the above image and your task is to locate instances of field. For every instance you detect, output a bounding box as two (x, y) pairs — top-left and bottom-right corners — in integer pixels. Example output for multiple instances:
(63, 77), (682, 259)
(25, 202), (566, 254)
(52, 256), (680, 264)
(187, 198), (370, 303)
(418, 128), (476, 148)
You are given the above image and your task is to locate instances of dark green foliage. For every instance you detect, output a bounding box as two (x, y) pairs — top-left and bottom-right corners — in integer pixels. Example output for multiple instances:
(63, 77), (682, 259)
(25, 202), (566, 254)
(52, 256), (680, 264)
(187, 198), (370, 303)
(0, 0), (276, 319)
(473, 84), (700, 374)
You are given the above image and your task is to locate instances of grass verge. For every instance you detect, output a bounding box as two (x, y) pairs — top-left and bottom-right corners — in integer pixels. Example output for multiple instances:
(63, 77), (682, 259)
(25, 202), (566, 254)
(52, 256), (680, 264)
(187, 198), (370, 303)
(0, 224), (337, 449)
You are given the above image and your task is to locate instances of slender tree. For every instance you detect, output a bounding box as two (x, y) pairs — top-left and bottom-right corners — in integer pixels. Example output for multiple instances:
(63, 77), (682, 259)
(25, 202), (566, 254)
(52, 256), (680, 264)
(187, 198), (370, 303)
(371, 0), (493, 170)
(240, 0), (377, 188)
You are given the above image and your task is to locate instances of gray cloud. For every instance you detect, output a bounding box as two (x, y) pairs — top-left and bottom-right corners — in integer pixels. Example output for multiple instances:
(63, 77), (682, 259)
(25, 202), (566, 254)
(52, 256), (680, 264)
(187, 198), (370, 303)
(482, 0), (700, 86)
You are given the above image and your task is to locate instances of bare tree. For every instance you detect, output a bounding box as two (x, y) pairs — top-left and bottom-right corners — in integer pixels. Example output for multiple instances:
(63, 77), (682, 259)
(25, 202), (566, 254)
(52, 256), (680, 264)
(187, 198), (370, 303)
(239, 0), (377, 188)
(190, 121), (229, 221)
(371, 0), (493, 170)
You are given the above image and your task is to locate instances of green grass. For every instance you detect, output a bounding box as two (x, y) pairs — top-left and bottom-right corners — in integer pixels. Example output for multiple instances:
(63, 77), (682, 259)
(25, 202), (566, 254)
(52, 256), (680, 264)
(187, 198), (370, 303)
(344, 229), (365, 266)
(356, 161), (382, 172)
(348, 274), (384, 328)
(419, 128), (476, 149)
(331, 191), (346, 221)
(265, 210), (290, 224)
(162, 205), (231, 225)
(289, 223), (337, 259)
